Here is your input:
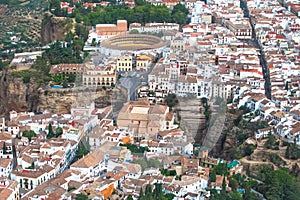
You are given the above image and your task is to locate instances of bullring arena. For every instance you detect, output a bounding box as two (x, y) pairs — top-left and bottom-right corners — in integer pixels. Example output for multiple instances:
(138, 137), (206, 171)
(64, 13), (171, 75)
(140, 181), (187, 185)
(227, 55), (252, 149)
(99, 34), (166, 56)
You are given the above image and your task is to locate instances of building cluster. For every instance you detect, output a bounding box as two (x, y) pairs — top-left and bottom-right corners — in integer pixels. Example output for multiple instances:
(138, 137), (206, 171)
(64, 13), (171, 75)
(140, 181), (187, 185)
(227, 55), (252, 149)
(129, 22), (180, 33)
(139, 1), (258, 101)
(19, 138), (243, 200)
(87, 20), (180, 45)
(0, 96), (244, 199)
(49, 52), (155, 87)
(144, 0), (179, 8)
(87, 20), (128, 44)
(117, 99), (175, 140)
(3, 0), (300, 199)
(50, 62), (117, 87)
(0, 102), (110, 190)
(10, 51), (43, 71)
(59, 1), (110, 14)
(133, 0), (300, 147)
(226, 0), (300, 144)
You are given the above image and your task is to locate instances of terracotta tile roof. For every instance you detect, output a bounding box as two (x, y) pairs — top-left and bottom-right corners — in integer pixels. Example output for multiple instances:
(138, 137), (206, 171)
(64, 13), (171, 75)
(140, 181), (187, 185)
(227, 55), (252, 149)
(165, 112), (174, 121)
(6, 121), (19, 127)
(71, 148), (105, 168)
(123, 163), (142, 174)
(0, 132), (12, 141)
(68, 180), (82, 190)
(0, 188), (13, 199)
(260, 99), (270, 105)
(211, 175), (228, 187)
(148, 120), (160, 127)
(0, 158), (12, 168)
(21, 154), (34, 164)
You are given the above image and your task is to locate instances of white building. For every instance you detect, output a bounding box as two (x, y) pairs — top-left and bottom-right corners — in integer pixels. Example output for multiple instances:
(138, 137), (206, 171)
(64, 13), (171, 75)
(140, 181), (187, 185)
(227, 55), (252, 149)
(0, 158), (13, 178)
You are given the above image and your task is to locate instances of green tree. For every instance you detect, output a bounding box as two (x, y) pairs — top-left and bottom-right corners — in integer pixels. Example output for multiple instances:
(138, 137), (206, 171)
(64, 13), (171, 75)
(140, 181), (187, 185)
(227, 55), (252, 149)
(153, 183), (163, 200)
(234, 114), (243, 126)
(264, 135), (277, 149)
(255, 164), (273, 182)
(0, 59), (3, 71)
(201, 97), (208, 107)
(230, 192), (243, 200)
(229, 147), (242, 160)
(22, 130), (37, 142)
(243, 181), (253, 200)
(50, 0), (60, 11)
(264, 170), (300, 200)
(2, 142), (6, 154)
(220, 176), (227, 197)
(145, 184), (152, 197)
(172, 11), (186, 25)
(285, 81), (289, 90)
(285, 142), (300, 160)
(63, 80), (68, 88)
(210, 189), (221, 200)
(243, 144), (256, 156)
(120, 143), (149, 154)
(164, 193), (175, 200)
(135, 0), (147, 6)
(172, 4), (189, 15)
(23, 76), (30, 83)
(127, 194), (134, 200)
(65, 31), (75, 43)
(164, 93), (179, 109)
(53, 74), (64, 84)
(77, 141), (90, 159)
(213, 163), (228, 176)
(75, 193), (88, 200)
(75, 12), (83, 23)
(229, 177), (238, 192)
(138, 187), (144, 200)
(130, 29), (140, 34)
(75, 24), (88, 41)
(47, 124), (55, 138)
(210, 170), (216, 182)
(55, 127), (63, 137)
(32, 56), (50, 76)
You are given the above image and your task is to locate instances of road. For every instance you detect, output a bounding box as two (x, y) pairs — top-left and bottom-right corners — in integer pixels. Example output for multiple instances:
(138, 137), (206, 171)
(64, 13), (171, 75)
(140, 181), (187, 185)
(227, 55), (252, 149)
(119, 65), (153, 101)
(240, 0), (272, 99)
(251, 189), (267, 200)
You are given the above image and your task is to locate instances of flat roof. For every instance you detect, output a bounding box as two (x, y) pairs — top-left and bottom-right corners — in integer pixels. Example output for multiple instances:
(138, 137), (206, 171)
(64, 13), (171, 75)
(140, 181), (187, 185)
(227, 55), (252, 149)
(131, 107), (149, 114)
(96, 24), (116, 27)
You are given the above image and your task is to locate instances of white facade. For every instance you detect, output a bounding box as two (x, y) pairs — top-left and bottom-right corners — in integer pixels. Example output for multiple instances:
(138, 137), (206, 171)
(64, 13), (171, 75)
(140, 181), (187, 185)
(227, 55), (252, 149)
(0, 158), (13, 178)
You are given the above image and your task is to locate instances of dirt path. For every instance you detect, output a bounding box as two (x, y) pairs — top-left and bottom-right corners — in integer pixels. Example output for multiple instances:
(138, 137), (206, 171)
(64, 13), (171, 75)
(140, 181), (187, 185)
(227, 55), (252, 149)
(240, 157), (278, 170)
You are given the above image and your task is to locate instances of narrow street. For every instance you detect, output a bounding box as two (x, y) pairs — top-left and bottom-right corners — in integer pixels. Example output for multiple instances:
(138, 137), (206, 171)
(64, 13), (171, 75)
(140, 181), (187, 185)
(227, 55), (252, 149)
(240, 0), (272, 99)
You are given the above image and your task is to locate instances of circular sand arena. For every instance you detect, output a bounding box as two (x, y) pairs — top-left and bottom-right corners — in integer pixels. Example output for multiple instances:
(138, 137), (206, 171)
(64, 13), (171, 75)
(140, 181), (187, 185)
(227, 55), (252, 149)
(101, 34), (166, 51)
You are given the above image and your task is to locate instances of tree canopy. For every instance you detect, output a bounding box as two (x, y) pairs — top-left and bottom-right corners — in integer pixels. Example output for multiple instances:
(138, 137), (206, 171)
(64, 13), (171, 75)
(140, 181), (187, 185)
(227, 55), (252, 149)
(139, 183), (175, 200)
(75, 193), (88, 200)
(47, 124), (55, 139)
(52, 3), (189, 25)
(264, 170), (300, 200)
(22, 130), (37, 142)
(77, 141), (90, 159)
(164, 93), (179, 109)
(44, 41), (84, 65)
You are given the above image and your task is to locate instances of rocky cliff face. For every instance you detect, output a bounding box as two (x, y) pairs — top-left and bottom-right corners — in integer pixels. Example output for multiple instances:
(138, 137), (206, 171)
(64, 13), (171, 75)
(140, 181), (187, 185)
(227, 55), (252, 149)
(0, 71), (40, 115)
(0, 71), (113, 116)
(40, 14), (69, 45)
